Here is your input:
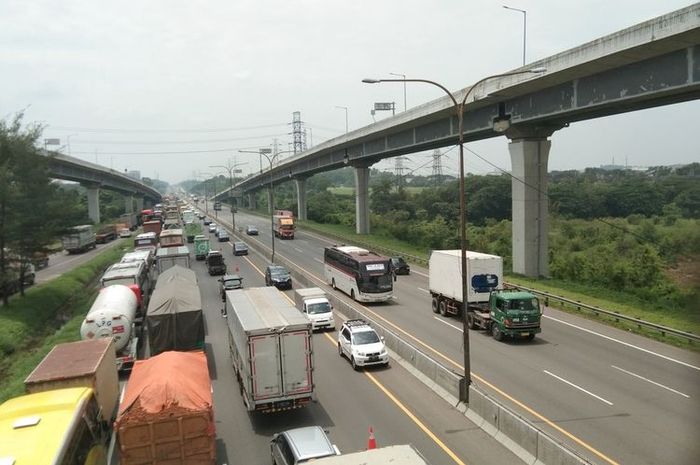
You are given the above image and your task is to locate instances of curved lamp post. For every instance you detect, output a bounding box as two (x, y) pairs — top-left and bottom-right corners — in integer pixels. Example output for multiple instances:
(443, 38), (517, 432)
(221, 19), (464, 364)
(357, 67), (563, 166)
(362, 67), (546, 403)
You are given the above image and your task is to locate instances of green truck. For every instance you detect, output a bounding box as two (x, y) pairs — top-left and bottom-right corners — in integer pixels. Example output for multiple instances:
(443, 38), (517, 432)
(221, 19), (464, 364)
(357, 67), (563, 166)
(428, 250), (542, 341)
(194, 235), (210, 261)
(185, 223), (202, 243)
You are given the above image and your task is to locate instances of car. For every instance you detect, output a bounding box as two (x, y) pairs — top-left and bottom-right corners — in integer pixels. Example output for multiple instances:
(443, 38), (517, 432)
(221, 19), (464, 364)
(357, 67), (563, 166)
(198, 213), (205, 220)
(219, 274), (243, 301)
(205, 250), (227, 276)
(264, 264), (291, 289)
(119, 228), (132, 238)
(203, 217), (212, 225)
(389, 256), (410, 275)
(270, 426), (339, 465)
(214, 227), (220, 237)
(208, 223), (217, 233)
(218, 230), (230, 242)
(245, 225), (259, 235)
(337, 319), (389, 370)
(233, 241), (249, 256)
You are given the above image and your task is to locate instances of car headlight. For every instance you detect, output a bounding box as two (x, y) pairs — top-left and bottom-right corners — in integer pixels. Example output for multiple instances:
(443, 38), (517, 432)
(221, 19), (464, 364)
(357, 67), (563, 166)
(356, 351), (366, 357)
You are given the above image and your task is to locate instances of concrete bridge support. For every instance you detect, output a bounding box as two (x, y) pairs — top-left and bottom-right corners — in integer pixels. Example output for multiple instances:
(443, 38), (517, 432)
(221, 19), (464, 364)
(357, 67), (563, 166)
(295, 178), (307, 221)
(135, 197), (144, 213)
(353, 165), (371, 234)
(248, 193), (257, 210)
(507, 127), (558, 277)
(125, 195), (134, 213)
(85, 185), (101, 224)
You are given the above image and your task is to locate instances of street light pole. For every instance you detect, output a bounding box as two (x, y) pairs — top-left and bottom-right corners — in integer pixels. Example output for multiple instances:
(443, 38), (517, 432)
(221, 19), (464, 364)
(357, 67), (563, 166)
(362, 67), (546, 404)
(210, 160), (247, 232)
(503, 5), (527, 66)
(335, 106), (349, 133)
(259, 151), (279, 263)
(389, 73), (407, 111)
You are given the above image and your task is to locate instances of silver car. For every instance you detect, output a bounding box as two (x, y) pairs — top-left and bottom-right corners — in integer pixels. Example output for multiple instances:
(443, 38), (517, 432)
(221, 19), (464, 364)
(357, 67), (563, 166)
(270, 426), (339, 465)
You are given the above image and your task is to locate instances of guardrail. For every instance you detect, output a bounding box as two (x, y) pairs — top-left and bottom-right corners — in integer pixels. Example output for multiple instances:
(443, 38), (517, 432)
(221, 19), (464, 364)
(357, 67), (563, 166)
(510, 283), (699, 343)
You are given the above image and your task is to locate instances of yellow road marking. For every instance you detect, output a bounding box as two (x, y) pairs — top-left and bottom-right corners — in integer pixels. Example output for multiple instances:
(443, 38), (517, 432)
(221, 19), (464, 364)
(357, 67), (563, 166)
(322, 333), (466, 465)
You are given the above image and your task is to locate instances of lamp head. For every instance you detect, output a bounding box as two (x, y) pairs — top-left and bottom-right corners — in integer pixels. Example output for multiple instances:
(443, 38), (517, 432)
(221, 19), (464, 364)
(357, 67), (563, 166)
(362, 78), (380, 84)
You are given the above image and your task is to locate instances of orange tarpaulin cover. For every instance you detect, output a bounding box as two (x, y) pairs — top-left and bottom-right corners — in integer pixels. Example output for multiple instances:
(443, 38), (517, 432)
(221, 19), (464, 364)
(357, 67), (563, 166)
(117, 351), (211, 416)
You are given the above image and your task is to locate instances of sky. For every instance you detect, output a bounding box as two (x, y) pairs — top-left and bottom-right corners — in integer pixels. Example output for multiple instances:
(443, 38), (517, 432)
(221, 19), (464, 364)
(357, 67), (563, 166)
(1, 1), (698, 184)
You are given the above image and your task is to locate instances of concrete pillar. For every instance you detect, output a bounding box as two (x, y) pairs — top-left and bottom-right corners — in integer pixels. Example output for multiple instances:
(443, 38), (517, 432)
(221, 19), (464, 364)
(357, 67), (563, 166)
(507, 134), (552, 277)
(86, 186), (100, 224)
(125, 195), (134, 213)
(135, 197), (144, 212)
(354, 166), (370, 234)
(248, 193), (257, 210)
(295, 178), (307, 221)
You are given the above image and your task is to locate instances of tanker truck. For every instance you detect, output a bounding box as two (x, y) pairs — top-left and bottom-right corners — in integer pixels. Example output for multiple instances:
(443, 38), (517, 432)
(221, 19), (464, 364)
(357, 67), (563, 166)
(80, 284), (140, 371)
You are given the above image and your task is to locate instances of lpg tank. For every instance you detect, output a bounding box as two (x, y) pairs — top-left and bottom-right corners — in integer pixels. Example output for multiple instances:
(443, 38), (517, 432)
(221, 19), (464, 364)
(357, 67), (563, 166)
(80, 284), (137, 352)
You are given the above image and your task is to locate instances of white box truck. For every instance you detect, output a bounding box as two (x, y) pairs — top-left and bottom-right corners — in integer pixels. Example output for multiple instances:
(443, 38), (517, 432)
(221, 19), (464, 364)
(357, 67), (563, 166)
(429, 250), (542, 341)
(294, 287), (335, 331)
(226, 287), (315, 413)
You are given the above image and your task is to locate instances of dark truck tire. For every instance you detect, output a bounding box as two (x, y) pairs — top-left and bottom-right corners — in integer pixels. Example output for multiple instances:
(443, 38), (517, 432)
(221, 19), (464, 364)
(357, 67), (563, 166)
(431, 297), (440, 313)
(492, 323), (504, 341)
(467, 312), (477, 330)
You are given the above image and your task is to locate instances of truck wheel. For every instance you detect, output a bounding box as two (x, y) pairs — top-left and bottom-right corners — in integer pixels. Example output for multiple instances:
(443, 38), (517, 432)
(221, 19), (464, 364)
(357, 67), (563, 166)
(492, 323), (504, 341)
(467, 313), (477, 329)
(439, 300), (448, 316)
(431, 297), (440, 313)
(525, 334), (536, 341)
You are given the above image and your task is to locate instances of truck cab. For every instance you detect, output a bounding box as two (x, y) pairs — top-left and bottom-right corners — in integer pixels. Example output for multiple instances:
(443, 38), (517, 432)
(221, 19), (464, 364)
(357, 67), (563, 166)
(488, 290), (542, 341)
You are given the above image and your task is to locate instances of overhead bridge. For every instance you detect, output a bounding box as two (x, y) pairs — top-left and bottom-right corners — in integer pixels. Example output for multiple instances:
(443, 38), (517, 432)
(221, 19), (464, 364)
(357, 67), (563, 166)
(45, 151), (162, 224)
(217, 5), (699, 277)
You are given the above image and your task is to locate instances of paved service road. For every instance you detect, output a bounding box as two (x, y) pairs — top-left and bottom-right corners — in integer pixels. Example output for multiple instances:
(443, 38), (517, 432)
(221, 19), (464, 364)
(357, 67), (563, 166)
(36, 238), (128, 284)
(203, 202), (700, 465)
(183, 222), (521, 465)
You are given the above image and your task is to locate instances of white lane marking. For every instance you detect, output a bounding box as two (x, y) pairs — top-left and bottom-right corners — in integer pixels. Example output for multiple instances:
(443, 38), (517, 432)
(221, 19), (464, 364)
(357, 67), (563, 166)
(413, 270), (429, 278)
(314, 257), (324, 264)
(544, 315), (700, 372)
(434, 317), (463, 332)
(417, 287), (430, 293)
(611, 365), (690, 398)
(543, 370), (614, 406)
(294, 247), (304, 253)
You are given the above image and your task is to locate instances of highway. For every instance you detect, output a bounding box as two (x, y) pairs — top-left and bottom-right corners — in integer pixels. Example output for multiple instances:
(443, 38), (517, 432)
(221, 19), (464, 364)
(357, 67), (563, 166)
(201, 202), (700, 465)
(181, 221), (522, 465)
(35, 237), (127, 284)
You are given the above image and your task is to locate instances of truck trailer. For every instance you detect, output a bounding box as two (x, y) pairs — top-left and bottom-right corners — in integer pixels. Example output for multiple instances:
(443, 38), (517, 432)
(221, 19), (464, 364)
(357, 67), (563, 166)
(226, 287), (315, 413)
(428, 250), (542, 341)
(272, 210), (295, 239)
(62, 225), (96, 253)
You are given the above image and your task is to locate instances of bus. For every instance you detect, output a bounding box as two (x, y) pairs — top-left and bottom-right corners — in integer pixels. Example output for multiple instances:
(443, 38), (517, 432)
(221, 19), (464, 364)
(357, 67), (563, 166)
(0, 387), (108, 465)
(324, 245), (393, 302)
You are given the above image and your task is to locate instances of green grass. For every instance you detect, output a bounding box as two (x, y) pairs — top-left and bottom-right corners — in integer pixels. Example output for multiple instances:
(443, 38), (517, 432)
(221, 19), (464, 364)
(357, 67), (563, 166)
(0, 245), (129, 403)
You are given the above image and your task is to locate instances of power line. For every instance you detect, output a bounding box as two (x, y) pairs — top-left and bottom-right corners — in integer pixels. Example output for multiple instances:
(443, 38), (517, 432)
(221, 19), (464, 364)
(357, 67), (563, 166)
(48, 123), (288, 134)
(69, 133), (289, 145)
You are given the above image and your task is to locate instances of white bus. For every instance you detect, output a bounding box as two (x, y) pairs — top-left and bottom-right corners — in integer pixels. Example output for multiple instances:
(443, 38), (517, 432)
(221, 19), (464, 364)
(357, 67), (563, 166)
(324, 245), (393, 302)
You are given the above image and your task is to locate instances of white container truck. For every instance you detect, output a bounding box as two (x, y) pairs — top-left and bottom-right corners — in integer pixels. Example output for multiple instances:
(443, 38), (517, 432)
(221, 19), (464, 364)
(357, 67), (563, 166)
(226, 287), (315, 413)
(294, 287), (335, 331)
(80, 284), (139, 371)
(429, 250), (542, 341)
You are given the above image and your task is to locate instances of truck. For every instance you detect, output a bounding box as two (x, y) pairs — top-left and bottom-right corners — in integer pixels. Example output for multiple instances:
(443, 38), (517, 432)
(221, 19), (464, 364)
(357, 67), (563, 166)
(194, 234), (210, 260)
(428, 250), (542, 341)
(62, 225), (96, 253)
(142, 219), (162, 237)
(226, 287), (315, 413)
(95, 224), (118, 244)
(146, 265), (203, 355)
(313, 445), (430, 465)
(80, 284), (140, 371)
(120, 212), (138, 230)
(99, 261), (150, 310)
(155, 245), (191, 274)
(185, 222), (202, 243)
(294, 287), (335, 331)
(273, 210), (295, 239)
(159, 228), (185, 248)
(213, 201), (222, 211)
(24, 338), (120, 424)
(182, 209), (196, 224)
(115, 351), (216, 465)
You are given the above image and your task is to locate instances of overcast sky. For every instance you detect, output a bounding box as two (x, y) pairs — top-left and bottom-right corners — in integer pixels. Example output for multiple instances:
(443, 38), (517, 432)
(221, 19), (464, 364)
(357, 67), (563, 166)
(2, 1), (697, 184)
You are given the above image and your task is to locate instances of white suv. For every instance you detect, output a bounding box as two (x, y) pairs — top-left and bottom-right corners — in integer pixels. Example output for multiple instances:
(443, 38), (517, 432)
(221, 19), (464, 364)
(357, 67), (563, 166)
(337, 319), (389, 370)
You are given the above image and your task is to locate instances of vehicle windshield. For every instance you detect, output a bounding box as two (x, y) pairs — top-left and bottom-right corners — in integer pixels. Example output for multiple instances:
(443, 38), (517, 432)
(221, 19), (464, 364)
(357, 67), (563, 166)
(307, 302), (331, 314)
(208, 255), (224, 265)
(223, 278), (242, 289)
(353, 331), (380, 345)
(357, 273), (392, 293)
(508, 298), (539, 311)
(271, 269), (289, 278)
(236, 243), (247, 248)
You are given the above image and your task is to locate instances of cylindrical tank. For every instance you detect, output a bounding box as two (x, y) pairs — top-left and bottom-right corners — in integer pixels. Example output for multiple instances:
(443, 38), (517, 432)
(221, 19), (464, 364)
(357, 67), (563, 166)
(80, 284), (137, 352)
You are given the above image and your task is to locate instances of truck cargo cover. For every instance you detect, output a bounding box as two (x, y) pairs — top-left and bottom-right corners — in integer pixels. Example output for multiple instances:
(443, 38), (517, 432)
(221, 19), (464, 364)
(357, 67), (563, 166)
(147, 267), (203, 355)
(117, 351), (211, 415)
(157, 264), (197, 284)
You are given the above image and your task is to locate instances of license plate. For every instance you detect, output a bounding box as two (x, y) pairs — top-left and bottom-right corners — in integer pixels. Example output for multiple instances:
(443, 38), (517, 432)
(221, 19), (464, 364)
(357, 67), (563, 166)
(368, 356), (379, 362)
(521, 332), (530, 337)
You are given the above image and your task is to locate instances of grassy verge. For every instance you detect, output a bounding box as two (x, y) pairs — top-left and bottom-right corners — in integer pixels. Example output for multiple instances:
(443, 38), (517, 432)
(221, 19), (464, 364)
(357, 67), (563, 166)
(282, 215), (698, 351)
(0, 244), (129, 403)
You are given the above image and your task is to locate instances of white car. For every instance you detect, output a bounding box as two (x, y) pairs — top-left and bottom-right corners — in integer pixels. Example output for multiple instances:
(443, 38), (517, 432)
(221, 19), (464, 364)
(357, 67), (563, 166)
(208, 223), (217, 233)
(119, 228), (132, 238)
(337, 319), (389, 370)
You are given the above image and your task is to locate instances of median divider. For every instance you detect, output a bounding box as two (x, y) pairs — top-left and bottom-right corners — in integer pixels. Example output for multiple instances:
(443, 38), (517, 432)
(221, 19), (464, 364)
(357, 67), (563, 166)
(211, 212), (592, 465)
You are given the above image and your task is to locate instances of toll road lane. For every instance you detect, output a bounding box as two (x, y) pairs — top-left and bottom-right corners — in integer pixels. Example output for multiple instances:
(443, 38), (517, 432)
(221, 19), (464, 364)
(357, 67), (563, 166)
(185, 238), (520, 465)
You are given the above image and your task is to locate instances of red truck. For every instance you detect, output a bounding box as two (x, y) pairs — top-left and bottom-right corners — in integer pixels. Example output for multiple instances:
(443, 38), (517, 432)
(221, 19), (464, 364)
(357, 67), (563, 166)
(142, 220), (162, 237)
(272, 210), (295, 239)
